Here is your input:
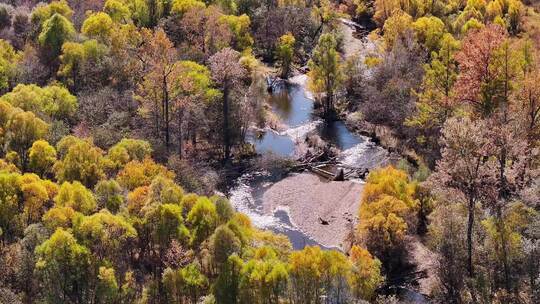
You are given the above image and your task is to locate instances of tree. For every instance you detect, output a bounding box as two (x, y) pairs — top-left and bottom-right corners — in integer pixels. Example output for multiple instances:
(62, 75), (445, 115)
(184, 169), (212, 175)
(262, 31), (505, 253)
(406, 33), (460, 157)
(31, 0), (73, 31)
(81, 12), (114, 43)
(0, 100), (15, 149)
(107, 138), (153, 170)
(1, 84), (78, 122)
(75, 209), (137, 269)
(412, 16), (445, 54)
(143, 203), (189, 249)
(42, 206), (78, 231)
(54, 181), (97, 215)
(187, 196), (218, 246)
(276, 33), (295, 78)
(162, 263), (208, 304)
(53, 138), (105, 188)
(28, 140), (57, 177)
(319, 250), (352, 303)
(136, 28), (178, 149)
(94, 179), (124, 213)
(373, 0), (398, 25)
(178, 6), (232, 60)
(4, 110), (49, 169)
(357, 166), (417, 270)
(212, 225), (241, 268)
(96, 266), (119, 303)
(104, 0), (132, 23)
(0, 171), (23, 241)
(219, 14), (253, 52)
(427, 203), (468, 302)
(358, 196), (409, 267)
(146, 175), (184, 206)
(126, 186), (150, 216)
(171, 0), (206, 16)
(170, 61), (219, 158)
(214, 254), (243, 303)
(38, 13), (76, 62)
(381, 9), (413, 50)
(0, 5), (10, 32)
(58, 39), (108, 91)
(362, 31), (424, 129)
(481, 202), (538, 292)
(239, 247), (288, 304)
(507, 0), (524, 35)
(116, 158), (175, 190)
(431, 117), (493, 276)
(311, 0), (343, 35)
(308, 33), (343, 118)
(19, 173), (57, 225)
(35, 228), (92, 303)
(0, 40), (20, 93)
(209, 48), (247, 161)
(454, 24), (508, 117)
(288, 246), (324, 304)
(513, 68), (540, 142)
(213, 196), (234, 224)
(482, 113), (531, 291)
(348, 246), (383, 301)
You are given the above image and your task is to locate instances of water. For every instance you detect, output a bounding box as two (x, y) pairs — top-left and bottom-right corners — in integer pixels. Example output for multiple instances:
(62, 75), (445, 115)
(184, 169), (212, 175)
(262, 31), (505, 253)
(319, 121), (363, 150)
(250, 78), (321, 157)
(228, 169), (335, 250)
(230, 20), (429, 302)
(249, 130), (295, 156)
(230, 76), (388, 250)
(268, 83), (314, 127)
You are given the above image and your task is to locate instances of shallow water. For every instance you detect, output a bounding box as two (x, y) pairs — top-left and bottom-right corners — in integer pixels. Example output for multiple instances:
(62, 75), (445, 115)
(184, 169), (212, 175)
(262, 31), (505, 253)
(250, 130), (295, 157)
(228, 170), (334, 250)
(230, 23), (429, 302)
(269, 83), (314, 127)
(230, 21), (429, 302)
(229, 79), (388, 251)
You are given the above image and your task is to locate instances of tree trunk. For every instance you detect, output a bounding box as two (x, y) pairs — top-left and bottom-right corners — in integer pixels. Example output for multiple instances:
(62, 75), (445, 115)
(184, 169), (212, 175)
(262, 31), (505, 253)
(163, 76), (170, 148)
(223, 85), (230, 161)
(467, 196), (475, 277)
(178, 107), (183, 159)
(496, 207), (511, 291)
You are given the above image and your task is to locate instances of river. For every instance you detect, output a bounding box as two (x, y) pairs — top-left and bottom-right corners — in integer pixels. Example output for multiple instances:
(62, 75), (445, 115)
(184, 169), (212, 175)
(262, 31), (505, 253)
(229, 74), (389, 250)
(228, 21), (431, 302)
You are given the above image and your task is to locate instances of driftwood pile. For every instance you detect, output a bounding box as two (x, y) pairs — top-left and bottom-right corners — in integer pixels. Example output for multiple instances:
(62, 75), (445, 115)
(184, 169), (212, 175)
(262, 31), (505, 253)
(291, 154), (369, 181)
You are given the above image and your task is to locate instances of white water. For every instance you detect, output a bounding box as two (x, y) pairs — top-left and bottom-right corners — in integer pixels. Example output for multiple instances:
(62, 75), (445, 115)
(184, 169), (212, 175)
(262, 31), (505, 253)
(280, 119), (323, 140)
(339, 138), (390, 169)
(228, 171), (280, 229)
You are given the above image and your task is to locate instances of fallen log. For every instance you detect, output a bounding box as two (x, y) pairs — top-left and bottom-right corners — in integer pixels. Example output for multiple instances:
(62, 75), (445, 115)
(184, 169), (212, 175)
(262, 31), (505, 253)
(310, 166), (335, 179)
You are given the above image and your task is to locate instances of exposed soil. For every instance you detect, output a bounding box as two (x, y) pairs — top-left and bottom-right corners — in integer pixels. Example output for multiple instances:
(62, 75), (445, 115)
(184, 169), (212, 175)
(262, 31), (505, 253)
(261, 172), (363, 249)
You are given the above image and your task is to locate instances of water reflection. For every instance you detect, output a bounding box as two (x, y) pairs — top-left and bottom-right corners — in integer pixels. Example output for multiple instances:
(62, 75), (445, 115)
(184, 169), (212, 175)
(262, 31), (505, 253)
(250, 131), (295, 157)
(267, 84), (314, 127)
(318, 121), (364, 150)
(254, 81), (370, 157)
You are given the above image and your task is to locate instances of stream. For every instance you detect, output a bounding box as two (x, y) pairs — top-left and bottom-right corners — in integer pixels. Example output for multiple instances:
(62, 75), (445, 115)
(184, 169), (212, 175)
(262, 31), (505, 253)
(229, 75), (389, 249)
(228, 20), (430, 303)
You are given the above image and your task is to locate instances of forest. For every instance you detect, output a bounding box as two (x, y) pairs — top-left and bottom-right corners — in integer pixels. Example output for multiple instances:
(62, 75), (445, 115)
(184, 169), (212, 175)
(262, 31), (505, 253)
(0, 0), (539, 303)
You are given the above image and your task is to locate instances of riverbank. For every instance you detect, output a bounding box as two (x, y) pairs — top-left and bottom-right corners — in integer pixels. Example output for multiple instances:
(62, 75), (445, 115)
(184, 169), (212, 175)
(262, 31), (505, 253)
(262, 172), (363, 249)
(242, 51), (391, 250)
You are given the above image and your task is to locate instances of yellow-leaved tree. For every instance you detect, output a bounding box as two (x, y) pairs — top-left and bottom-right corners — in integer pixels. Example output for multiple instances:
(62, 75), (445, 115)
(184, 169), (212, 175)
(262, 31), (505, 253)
(357, 166), (418, 270)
